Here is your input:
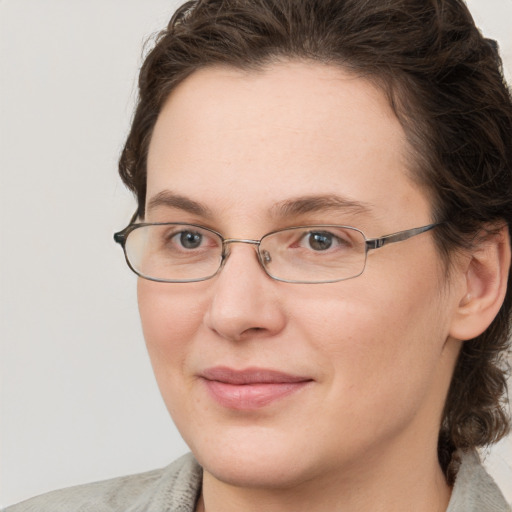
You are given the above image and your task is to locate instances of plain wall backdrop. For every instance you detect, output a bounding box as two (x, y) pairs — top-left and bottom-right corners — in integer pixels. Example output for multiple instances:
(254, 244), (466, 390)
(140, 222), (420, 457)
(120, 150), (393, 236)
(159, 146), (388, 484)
(1, 0), (511, 507)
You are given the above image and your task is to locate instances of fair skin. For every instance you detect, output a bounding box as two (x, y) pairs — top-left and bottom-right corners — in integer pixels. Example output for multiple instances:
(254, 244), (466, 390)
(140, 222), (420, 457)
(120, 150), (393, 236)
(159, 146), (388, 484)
(138, 61), (508, 512)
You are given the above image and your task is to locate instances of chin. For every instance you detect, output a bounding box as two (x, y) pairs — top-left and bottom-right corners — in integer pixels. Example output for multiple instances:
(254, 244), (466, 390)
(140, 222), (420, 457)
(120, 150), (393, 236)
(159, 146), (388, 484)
(199, 449), (312, 489)
(183, 424), (331, 490)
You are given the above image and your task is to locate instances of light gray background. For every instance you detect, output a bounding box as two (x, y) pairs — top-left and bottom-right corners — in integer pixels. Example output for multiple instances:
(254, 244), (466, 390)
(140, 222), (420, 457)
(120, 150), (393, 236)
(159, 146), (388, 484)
(1, 0), (511, 507)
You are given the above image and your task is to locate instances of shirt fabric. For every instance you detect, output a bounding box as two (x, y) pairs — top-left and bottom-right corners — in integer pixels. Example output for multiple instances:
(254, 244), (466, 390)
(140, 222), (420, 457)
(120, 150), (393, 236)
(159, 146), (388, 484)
(4, 451), (511, 511)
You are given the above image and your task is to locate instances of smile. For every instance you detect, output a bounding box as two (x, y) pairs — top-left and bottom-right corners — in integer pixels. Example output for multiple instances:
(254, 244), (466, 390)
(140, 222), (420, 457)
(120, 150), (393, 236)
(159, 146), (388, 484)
(200, 367), (313, 410)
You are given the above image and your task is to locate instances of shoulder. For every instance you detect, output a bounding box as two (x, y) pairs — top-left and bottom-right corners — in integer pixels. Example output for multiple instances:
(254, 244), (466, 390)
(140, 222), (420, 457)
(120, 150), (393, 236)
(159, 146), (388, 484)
(3, 453), (202, 512)
(447, 450), (511, 512)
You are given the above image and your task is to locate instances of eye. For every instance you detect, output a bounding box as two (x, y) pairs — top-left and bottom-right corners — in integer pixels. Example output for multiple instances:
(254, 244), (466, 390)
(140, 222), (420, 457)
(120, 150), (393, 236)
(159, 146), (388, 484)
(177, 230), (203, 249)
(160, 226), (219, 253)
(306, 232), (334, 251)
(300, 230), (350, 252)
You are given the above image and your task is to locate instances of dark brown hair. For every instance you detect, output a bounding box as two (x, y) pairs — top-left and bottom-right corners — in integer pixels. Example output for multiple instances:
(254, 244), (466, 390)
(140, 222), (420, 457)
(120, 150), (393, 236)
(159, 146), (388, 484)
(119, 0), (512, 479)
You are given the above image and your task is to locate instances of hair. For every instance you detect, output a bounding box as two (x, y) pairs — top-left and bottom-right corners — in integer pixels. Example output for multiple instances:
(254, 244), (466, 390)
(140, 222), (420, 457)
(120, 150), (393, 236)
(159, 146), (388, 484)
(119, 0), (512, 481)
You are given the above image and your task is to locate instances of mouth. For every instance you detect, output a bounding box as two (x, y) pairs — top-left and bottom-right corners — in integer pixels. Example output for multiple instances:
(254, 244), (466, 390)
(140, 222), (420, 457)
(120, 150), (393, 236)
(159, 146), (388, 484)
(200, 367), (313, 410)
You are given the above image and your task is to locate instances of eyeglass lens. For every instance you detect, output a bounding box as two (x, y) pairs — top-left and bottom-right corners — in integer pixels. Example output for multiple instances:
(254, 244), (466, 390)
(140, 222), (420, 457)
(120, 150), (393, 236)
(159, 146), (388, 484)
(123, 224), (368, 283)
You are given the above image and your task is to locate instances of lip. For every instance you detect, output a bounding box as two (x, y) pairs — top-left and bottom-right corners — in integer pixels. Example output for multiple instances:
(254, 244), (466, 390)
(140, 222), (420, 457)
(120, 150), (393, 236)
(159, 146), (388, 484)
(200, 367), (313, 410)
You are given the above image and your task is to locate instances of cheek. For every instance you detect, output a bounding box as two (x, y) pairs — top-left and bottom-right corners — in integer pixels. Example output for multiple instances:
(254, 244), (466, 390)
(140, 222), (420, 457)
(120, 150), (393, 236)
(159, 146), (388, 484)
(136, 279), (217, 434)
(137, 280), (207, 380)
(292, 263), (451, 406)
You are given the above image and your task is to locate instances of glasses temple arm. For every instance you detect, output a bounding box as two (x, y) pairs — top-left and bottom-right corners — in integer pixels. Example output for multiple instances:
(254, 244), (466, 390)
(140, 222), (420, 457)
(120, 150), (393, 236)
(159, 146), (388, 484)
(365, 223), (439, 251)
(113, 209), (140, 246)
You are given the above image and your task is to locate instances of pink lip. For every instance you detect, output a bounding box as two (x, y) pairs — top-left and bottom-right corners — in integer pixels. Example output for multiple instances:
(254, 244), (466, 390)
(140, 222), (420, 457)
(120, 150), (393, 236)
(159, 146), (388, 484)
(200, 367), (313, 410)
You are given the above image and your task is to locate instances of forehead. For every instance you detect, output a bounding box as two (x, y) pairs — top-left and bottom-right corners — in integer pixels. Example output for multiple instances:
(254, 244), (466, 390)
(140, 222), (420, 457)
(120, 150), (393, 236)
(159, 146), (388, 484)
(146, 61), (431, 231)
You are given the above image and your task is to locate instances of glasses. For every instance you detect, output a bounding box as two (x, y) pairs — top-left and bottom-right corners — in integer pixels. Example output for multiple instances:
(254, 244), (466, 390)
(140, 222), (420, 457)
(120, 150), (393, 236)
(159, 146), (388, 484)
(114, 217), (439, 284)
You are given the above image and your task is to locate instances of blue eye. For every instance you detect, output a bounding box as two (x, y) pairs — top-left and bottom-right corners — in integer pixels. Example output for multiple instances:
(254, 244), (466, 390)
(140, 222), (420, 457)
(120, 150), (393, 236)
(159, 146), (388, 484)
(303, 231), (343, 251)
(307, 232), (333, 251)
(178, 231), (203, 249)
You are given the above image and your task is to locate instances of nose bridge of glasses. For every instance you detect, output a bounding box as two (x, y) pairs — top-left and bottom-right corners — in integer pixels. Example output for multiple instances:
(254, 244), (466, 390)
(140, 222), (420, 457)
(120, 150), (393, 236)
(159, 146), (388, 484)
(222, 238), (261, 248)
(222, 237), (259, 255)
(221, 238), (268, 267)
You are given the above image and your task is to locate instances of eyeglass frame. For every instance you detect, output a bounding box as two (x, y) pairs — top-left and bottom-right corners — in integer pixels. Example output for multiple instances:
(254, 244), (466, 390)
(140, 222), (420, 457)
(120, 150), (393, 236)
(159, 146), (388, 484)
(114, 211), (440, 284)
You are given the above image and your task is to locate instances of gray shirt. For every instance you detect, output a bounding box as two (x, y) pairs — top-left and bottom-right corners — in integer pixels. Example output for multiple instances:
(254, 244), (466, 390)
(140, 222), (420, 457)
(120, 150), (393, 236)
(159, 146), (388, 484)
(4, 451), (510, 511)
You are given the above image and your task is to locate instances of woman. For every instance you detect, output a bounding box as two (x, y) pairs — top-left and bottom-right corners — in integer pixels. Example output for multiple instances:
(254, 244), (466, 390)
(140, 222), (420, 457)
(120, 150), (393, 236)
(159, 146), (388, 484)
(6, 0), (512, 510)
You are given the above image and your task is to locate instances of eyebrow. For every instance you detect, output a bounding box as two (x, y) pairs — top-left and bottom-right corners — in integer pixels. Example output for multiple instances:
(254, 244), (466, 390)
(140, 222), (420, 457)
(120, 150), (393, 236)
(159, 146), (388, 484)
(147, 190), (374, 221)
(147, 191), (212, 217)
(270, 194), (374, 219)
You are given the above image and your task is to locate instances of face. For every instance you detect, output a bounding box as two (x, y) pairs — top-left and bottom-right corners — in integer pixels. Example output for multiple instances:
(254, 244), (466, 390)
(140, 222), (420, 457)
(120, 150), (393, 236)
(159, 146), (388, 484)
(139, 62), (463, 489)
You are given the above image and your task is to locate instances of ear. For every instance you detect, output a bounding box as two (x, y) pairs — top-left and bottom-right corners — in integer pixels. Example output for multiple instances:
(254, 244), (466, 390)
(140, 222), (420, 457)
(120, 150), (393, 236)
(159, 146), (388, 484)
(449, 225), (511, 341)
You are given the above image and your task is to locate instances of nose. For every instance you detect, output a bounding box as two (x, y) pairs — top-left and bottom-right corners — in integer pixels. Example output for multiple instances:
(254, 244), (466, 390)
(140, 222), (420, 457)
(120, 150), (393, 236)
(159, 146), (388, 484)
(204, 242), (287, 342)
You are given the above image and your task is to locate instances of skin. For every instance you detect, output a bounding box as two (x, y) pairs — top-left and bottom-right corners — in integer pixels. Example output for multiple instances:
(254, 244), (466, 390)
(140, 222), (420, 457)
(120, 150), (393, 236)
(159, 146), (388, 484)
(138, 61), (481, 512)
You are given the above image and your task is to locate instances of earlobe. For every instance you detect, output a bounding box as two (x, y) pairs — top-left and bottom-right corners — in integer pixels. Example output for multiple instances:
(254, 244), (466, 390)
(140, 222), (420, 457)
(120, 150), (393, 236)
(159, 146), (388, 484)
(449, 225), (511, 341)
